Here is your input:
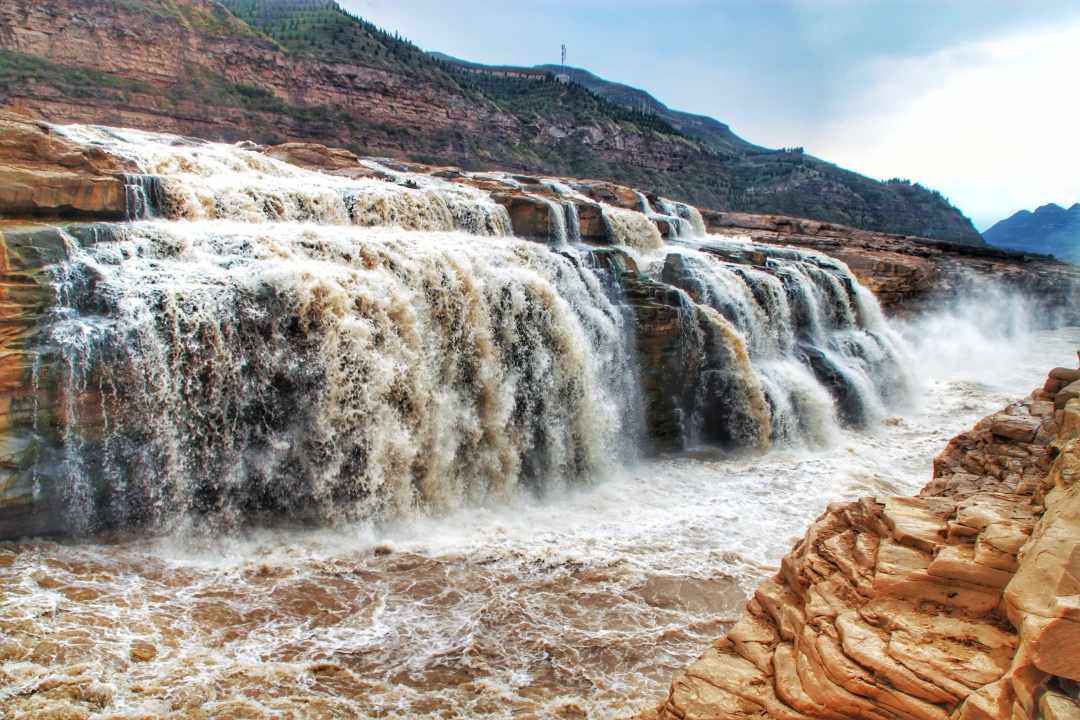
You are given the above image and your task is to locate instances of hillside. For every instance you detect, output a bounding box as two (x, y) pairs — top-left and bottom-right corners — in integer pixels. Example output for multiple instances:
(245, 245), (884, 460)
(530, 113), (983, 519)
(984, 203), (1080, 264)
(0, 0), (982, 242)
(436, 54), (984, 243)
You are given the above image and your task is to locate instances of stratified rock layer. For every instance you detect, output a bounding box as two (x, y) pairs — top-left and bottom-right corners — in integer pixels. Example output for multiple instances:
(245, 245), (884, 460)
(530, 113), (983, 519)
(644, 367), (1080, 720)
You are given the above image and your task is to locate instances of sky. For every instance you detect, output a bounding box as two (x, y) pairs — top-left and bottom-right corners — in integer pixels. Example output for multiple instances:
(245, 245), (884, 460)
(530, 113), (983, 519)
(340, 1), (1080, 231)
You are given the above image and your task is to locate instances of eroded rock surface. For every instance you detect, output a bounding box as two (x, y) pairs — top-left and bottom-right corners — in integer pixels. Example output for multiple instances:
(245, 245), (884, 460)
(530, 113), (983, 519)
(643, 367), (1080, 720)
(0, 113), (134, 218)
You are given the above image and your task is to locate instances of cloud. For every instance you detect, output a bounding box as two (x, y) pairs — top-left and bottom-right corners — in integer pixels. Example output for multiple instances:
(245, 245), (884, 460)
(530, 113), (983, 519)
(810, 17), (1080, 229)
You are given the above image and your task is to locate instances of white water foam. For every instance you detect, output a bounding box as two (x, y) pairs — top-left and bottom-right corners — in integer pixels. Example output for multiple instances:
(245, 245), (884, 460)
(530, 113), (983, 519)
(4, 309), (1075, 718)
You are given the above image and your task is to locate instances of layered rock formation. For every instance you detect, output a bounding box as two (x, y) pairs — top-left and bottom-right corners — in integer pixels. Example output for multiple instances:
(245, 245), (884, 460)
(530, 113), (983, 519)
(643, 366), (1080, 720)
(0, 110), (134, 218)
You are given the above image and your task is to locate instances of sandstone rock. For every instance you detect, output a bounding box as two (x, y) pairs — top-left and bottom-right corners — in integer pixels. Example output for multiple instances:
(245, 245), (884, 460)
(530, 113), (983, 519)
(0, 112), (133, 220)
(492, 193), (557, 241)
(990, 414), (1042, 442)
(1039, 690), (1080, 720)
(954, 681), (1015, 720)
(1056, 381), (1080, 411)
(261, 143), (379, 179)
(927, 544), (1014, 589)
(1045, 369), (1080, 396)
(880, 496), (952, 552)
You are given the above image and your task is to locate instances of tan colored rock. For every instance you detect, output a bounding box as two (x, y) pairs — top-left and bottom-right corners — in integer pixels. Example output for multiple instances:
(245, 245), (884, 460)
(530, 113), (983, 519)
(881, 496), (953, 552)
(1039, 690), (1080, 720)
(927, 544), (1014, 589)
(0, 112), (133, 219)
(261, 143), (379, 179)
(1057, 381), (1080, 411)
(954, 681), (1014, 720)
(989, 414), (1042, 442)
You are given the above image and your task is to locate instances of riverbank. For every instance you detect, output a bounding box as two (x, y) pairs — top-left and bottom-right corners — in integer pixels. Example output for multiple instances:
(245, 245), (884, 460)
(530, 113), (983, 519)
(642, 363), (1080, 720)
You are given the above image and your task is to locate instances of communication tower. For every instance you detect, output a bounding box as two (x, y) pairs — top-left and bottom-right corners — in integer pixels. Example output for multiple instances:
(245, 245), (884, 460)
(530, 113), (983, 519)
(556, 45), (570, 83)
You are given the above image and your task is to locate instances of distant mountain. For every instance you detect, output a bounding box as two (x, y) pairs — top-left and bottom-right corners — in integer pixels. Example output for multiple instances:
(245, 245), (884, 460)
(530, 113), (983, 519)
(983, 204), (1080, 264)
(0, 0), (982, 243)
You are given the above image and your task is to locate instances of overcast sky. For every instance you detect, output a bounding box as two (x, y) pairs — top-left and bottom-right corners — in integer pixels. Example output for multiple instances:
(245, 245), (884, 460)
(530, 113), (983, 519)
(341, 0), (1080, 230)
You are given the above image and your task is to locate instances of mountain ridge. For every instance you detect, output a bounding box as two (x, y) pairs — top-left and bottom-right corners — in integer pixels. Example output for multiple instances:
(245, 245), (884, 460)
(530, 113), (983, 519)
(0, 0), (983, 243)
(984, 202), (1080, 263)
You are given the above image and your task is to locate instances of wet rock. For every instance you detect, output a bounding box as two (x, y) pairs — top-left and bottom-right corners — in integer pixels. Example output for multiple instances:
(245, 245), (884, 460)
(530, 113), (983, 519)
(261, 143), (376, 178)
(492, 192), (557, 241)
(0, 112), (132, 219)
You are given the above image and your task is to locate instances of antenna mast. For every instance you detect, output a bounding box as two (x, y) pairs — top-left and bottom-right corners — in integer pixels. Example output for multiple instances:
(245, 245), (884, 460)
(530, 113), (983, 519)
(556, 44), (570, 83)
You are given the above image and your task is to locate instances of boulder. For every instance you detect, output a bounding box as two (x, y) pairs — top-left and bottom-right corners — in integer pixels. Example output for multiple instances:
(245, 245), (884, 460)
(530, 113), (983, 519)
(492, 193), (556, 241)
(1056, 381), (1080, 411)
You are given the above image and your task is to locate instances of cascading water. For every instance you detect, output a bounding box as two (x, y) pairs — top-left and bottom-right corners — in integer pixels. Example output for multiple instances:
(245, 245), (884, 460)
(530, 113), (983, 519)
(57, 126), (513, 235)
(652, 241), (910, 448)
(659, 197), (707, 237)
(46, 222), (638, 532)
(601, 205), (665, 253)
(13, 125), (914, 534)
(6, 122), (1072, 720)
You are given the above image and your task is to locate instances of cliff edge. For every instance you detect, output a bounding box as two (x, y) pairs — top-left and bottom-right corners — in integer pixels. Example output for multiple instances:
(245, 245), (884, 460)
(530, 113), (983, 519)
(641, 364), (1080, 720)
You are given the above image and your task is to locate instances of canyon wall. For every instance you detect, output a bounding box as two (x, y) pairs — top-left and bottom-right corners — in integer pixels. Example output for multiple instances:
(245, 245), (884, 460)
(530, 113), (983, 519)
(643, 366), (1080, 720)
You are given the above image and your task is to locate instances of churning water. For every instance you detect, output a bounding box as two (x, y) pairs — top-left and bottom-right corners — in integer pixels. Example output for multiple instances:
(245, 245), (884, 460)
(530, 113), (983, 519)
(1, 126), (1077, 719)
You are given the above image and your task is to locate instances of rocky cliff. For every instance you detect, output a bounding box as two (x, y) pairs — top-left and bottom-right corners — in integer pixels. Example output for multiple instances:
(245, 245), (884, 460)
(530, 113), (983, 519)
(0, 0), (984, 243)
(698, 209), (1080, 317)
(642, 365), (1080, 720)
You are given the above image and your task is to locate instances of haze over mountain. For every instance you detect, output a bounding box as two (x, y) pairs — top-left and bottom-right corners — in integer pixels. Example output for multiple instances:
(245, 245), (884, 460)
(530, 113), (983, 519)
(0, 0), (980, 242)
(983, 203), (1080, 264)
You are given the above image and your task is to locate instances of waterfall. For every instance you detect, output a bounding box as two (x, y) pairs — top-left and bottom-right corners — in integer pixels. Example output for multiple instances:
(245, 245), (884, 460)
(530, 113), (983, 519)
(563, 201), (582, 244)
(7, 123), (910, 537)
(602, 205), (664, 253)
(656, 197), (707, 237)
(57, 126), (513, 235)
(44, 222), (639, 532)
(655, 242), (910, 446)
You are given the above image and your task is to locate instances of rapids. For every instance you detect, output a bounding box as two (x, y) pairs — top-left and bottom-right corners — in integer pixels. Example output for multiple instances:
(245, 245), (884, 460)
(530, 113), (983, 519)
(2, 125), (1076, 718)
